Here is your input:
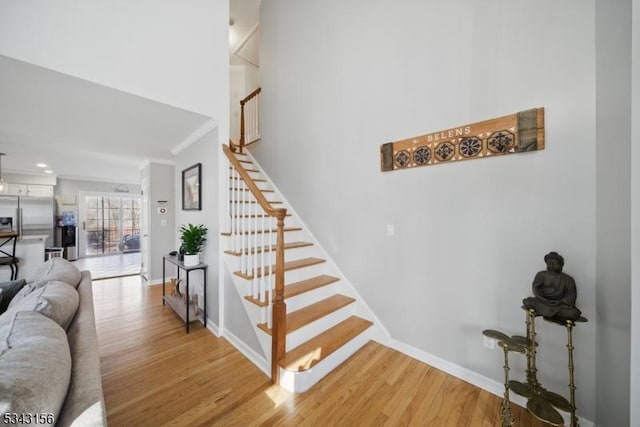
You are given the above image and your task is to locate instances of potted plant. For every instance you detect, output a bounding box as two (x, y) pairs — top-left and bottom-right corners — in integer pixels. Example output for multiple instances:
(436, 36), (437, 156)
(180, 223), (208, 266)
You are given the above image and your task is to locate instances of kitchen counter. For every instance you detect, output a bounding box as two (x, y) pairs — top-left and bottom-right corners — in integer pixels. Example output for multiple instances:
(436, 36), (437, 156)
(0, 234), (47, 281)
(20, 234), (50, 242)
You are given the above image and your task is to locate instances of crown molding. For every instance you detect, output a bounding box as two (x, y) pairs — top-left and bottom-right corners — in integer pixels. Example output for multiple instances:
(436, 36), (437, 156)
(171, 118), (218, 155)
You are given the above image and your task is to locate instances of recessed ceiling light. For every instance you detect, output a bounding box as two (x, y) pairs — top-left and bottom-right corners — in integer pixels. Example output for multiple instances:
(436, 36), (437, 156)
(36, 163), (48, 168)
(44, 170), (53, 174)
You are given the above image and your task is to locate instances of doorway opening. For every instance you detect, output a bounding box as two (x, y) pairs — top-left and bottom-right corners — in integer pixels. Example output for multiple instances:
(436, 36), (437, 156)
(79, 192), (141, 257)
(76, 192), (142, 280)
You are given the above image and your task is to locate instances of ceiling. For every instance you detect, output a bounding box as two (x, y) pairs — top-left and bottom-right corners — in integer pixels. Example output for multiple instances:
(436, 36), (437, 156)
(0, 0), (260, 186)
(0, 55), (212, 184)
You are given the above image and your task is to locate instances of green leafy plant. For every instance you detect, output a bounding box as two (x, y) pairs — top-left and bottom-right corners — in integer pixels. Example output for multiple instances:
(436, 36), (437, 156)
(180, 224), (208, 255)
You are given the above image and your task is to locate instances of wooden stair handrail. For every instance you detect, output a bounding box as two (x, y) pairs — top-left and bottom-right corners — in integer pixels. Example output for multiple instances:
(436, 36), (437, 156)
(240, 87), (262, 106)
(223, 144), (284, 218)
(223, 143), (287, 384)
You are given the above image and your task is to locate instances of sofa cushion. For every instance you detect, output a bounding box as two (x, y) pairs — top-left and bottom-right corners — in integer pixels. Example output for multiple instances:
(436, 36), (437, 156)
(0, 279), (26, 314)
(27, 258), (82, 288)
(4, 281), (79, 330)
(0, 310), (71, 424)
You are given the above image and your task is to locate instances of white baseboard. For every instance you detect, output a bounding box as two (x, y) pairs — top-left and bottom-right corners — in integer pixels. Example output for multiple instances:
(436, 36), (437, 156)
(206, 319), (220, 337)
(387, 338), (595, 427)
(221, 327), (270, 377)
(147, 277), (169, 286)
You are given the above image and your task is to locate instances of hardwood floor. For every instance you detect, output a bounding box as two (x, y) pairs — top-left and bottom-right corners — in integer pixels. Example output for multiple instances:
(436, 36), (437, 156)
(93, 276), (550, 426)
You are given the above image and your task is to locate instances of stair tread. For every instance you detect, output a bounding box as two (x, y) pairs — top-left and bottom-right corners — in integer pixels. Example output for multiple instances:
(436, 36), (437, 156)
(285, 274), (340, 299)
(244, 274), (340, 307)
(230, 200), (282, 204)
(231, 177), (267, 182)
(229, 166), (259, 173)
(279, 316), (373, 372)
(225, 241), (313, 256)
(244, 274), (340, 308)
(257, 294), (356, 335)
(220, 226), (302, 237)
(287, 294), (355, 333)
(230, 188), (274, 193)
(234, 257), (325, 280)
(230, 213), (291, 218)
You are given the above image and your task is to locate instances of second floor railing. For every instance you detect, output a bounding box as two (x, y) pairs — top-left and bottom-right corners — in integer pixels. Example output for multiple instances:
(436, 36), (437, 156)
(239, 87), (261, 152)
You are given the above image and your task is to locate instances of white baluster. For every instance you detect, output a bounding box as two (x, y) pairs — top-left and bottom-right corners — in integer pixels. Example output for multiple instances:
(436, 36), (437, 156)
(260, 210), (266, 303)
(234, 169), (240, 253)
(230, 166), (236, 253)
(253, 95), (260, 140)
(248, 191), (254, 279)
(253, 201), (259, 299)
(249, 99), (253, 142)
(252, 100), (256, 141)
(269, 218), (273, 304)
(241, 179), (247, 274)
(227, 160), (231, 235)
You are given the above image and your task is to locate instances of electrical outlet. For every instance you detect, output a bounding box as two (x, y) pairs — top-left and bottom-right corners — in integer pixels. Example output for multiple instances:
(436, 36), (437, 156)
(483, 335), (496, 350)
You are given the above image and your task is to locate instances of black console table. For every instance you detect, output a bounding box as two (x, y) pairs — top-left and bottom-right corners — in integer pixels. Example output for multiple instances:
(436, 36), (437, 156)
(162, 254), (207, 333)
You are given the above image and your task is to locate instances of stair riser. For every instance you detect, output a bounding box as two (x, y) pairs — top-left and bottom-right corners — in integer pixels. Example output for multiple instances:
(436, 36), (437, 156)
(279, 329), (372, 393)
(226, 262), (327, 286)
(227, 216), (298, 232)
(283, 263), (326, 284)
(228, 180), (271, 191)
(227, 203), (284, 216)
(224, 246), (317, 268)
(224, 229), (306, 249)
(285, 304), (354, 352)
(285, 281), (341, 313)
(228, 262), (326, 288)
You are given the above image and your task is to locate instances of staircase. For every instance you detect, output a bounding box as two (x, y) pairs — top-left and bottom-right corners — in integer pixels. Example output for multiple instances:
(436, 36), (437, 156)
(222, 144), (384, 392)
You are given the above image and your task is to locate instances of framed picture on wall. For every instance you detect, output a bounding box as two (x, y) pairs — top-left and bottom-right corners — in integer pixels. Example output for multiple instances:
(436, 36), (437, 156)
(182, 163), (202, 210)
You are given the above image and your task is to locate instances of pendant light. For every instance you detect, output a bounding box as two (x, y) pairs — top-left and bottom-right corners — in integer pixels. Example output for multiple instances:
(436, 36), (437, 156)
(0, 153), (7, 194)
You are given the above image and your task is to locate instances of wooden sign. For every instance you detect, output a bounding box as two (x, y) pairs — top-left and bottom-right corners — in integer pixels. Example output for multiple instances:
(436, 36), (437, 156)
(380, 107), (544, 171)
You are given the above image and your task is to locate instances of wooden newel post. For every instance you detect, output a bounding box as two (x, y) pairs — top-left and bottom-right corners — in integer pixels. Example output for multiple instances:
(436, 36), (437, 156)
(271, 209), (287, 384)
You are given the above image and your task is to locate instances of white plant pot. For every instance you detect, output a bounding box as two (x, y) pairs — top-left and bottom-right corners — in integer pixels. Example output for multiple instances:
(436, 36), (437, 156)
(183, 254), (200, 267)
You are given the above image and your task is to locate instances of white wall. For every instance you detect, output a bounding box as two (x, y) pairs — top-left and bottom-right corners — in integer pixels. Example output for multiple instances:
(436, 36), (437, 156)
(630, 0), (640, 424)
(258, 0), (598, 421)
(174, 130), (220, 329)
(595, 1), (632, 426)
(145, 163), (175, 284)
(0, 0), (227, 119)
(230, 66), (247, 144)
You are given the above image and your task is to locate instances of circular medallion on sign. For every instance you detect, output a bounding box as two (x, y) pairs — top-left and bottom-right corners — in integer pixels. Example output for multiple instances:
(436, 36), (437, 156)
(394, 150), (411, 168)
(434, 142), (455, 161)
(413, 146), (431, 165)
(487, 130), (515, 153)
(459, 137), (482, 158)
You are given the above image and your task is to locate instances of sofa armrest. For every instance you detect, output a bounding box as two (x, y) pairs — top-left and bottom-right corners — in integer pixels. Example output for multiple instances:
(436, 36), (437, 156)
(57, 271), (107, 427)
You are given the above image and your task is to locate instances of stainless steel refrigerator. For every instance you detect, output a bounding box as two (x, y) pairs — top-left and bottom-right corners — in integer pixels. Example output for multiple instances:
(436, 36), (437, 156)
(0, 196), (55, 246)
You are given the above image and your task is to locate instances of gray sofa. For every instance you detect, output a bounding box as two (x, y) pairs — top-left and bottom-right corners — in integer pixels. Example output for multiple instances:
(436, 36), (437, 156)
(0, 258), (107, 426)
